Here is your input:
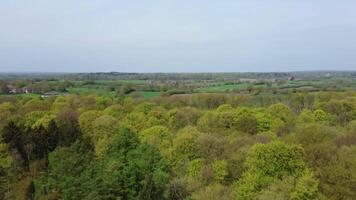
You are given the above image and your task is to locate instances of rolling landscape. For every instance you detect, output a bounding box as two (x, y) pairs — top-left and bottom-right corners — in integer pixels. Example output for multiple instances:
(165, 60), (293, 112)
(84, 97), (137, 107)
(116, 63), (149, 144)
(1, 0), (356, 199)
(0, 71), (356, 199)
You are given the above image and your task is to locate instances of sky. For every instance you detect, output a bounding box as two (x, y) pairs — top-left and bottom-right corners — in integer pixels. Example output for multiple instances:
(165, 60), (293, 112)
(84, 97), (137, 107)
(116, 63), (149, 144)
(0, 0), (356, 73)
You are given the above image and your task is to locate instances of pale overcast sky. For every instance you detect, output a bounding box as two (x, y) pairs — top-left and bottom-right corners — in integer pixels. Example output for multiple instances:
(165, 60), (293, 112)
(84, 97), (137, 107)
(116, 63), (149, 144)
(0, 0), (355, 72)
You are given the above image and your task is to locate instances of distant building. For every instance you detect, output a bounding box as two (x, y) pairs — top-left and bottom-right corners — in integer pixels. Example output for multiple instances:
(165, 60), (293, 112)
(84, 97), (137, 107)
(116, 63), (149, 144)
(6, 85), (32, 94)
(239, 78), (258, 83)
(7, 85), (20, 94)
(41, 91), (59, 98)
(288, 76), (295, 81)
(22, 87), (29, 94)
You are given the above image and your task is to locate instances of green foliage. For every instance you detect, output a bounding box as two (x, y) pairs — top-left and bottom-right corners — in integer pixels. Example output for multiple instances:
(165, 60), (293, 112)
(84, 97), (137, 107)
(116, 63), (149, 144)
(287, 123), (337, 168)
(196, 133), (229, 162)
(140, 125), (171, 155)
(55, 107), (80, 146)
(256, 176), (295, 200)
(245, 142), (306, 178)
(0, 102), (15, 113)
(291, 170), (320, 200)
(197, 111), (219, 133)
(0, 82), (9, 94)
(320, 146), (356, 199)
(92, 115), (120, 157)
(297, 109), (316, 123)
(170, 126), (202, 175)
(167, 177), (192, 200)
(268, 103), (293, 123)
(255, 110), (274, 132)
(123, 111), (162, 133)
(313, 109), (329, 123)
(191, 183), (233, 200)
(103, 104), (126, 119)
(31, 113), (56, 129)
(216, 104), (233, 112)
(317, 100), (355, 125)
(95, 96), (113, 109)
(347, 119), (356, 132)
(234, 141), (310, 200)
(0, 102), (16, 130)
(168, 107), (201, 130)
(297, 109), (330, 125)
(51, 96), (70, 113)
(133, 102), (155, 114)
(78, 110), (102, 137)
(0, 143), (14, 199)
(234, 172), (270, 200)
(212, 160), (228, 183)
(234, 111), (258, 134)
(35, 128), (169, 200)
(188, 159), (204, 180)
(34, 139), (96, 199)
(0, 86), (355, 199)
(22, 99), (50, 113)
(217, 111), (234, 129)
(24, 111), (48, 128)
(0, 143), (12, 169)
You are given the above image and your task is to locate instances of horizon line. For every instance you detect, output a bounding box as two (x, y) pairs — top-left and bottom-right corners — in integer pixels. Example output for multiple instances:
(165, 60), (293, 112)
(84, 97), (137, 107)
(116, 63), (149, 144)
(0, 70), (355, 74)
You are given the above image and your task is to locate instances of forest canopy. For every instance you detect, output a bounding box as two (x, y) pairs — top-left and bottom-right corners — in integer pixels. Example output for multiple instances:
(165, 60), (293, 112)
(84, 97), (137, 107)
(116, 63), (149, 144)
(0, 72), (356, 200)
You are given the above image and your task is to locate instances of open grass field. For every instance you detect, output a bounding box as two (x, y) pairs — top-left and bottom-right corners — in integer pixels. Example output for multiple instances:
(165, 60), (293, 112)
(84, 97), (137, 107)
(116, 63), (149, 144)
(0, 93), (41, 98)
(130, 91), (161, 99)
(94, 80), (148, 84)
(68, 87), (161, 99)
(197, 83), (253, 92)
(67, 87), (102, 94)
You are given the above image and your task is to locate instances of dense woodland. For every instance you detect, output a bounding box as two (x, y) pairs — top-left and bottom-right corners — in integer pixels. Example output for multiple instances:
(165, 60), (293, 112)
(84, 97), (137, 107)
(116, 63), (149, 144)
(0, 72), (356, 199)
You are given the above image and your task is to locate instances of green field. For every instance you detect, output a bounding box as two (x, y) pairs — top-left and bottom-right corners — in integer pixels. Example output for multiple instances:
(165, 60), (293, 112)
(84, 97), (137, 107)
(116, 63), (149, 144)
(94, 80), (148, 84)
(67, 87), (101, 94)
(130, 91), (161, 99)
(198, 83), (259, 92)
(0, 93), (41, 98)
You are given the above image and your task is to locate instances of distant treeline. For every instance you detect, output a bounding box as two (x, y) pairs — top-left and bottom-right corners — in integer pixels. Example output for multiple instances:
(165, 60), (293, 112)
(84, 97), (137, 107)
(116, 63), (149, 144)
(1, 71), (356, 81)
